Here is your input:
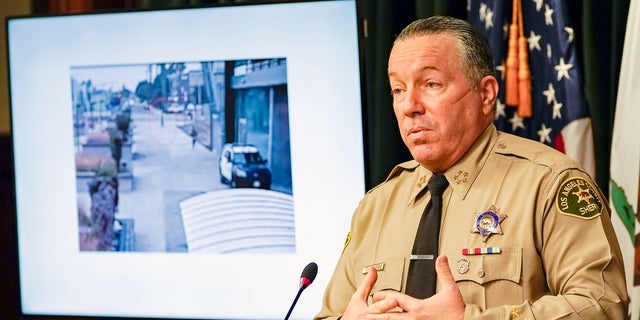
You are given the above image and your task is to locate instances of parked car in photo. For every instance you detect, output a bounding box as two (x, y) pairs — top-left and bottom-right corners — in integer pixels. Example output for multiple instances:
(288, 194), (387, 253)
(165, 103), (185, 113)
(219, 143), (271, 189)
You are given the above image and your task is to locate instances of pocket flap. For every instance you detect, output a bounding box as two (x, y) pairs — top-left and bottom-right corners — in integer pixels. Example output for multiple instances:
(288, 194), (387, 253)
(354, 257), (406, 294)
(453, 247), (522, 285)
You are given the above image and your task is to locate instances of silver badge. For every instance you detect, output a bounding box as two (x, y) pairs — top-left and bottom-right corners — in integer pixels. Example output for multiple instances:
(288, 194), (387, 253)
(457, 258), (470, 274)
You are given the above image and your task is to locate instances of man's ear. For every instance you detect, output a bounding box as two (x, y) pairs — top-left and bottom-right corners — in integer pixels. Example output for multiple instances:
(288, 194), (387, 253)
(478, 75), (499, 115)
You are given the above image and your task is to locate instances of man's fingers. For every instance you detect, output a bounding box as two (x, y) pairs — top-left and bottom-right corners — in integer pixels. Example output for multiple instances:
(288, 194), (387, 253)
(435, 255), (456, 289)
(368, 294), (400, 313)
(372, 289), (395, 303)
(354, 266), (378, 301)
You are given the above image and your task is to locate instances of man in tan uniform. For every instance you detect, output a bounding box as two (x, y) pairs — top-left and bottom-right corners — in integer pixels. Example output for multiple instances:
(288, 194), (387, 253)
(315, 16), (628, 319)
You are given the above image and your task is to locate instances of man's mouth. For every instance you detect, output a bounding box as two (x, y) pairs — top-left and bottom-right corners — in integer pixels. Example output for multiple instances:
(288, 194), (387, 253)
(408, 126), (428, 136)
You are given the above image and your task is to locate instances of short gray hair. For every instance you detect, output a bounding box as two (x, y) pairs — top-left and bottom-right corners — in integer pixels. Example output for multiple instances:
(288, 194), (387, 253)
(394, 16), (495, 87)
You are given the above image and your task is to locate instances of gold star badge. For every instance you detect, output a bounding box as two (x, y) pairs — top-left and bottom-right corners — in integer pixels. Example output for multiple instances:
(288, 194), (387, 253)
(472, 205), (507, 242)
(572, 185), (594, 205)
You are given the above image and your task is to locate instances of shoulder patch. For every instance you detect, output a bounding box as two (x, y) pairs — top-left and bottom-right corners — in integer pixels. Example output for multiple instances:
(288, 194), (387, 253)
(342, 231), (352, 254)
(555, 177), (603, 219)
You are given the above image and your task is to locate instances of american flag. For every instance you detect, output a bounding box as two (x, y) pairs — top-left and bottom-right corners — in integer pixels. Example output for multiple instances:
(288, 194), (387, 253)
(467, 0), (595, 177)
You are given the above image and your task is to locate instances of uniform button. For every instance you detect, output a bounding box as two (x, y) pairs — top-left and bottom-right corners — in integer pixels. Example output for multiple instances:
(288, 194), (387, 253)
(477, 269), (485, 278)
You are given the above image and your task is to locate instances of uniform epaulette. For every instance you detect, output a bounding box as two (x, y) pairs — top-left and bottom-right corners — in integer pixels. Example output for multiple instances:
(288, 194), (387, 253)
(493, 132), (579, 172)
(385, 160), (420, 182)
(365, 160), (420, 194)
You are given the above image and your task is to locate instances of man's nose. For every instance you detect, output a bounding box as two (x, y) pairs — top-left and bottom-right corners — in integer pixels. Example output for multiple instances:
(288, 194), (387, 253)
(401, 87), (425, 115)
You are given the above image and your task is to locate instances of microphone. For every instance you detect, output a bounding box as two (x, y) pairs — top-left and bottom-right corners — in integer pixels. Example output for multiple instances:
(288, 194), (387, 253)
(284, 262), (318, 320)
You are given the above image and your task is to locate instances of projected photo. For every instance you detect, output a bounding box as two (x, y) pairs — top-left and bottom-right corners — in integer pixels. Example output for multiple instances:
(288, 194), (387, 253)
(71, 59), (294, 254)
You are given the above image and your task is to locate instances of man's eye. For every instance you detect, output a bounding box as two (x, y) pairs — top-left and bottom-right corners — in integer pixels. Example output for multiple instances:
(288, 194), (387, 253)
(390, 88), (404, 96)
(426, 82), (440, 89)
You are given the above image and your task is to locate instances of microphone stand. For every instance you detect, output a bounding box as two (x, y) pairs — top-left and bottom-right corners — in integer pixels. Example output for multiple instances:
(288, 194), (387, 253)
(284, 286), (304, 320)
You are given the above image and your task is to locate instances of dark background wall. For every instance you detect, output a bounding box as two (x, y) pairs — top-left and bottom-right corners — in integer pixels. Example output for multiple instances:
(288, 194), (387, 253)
(0, 136), (20, 318)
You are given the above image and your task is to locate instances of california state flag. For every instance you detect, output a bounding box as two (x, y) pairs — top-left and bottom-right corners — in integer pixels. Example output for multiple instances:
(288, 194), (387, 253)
(610, 0), (640, 318)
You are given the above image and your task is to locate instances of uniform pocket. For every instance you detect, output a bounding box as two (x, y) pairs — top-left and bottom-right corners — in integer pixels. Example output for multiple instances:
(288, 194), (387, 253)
(452, 247), (523, 306)
(353, 257), (406, 302)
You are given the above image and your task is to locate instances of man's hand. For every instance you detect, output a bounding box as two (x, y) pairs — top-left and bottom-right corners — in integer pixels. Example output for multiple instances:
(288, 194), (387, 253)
(369, 255), (465, 319)
(340, 266), (400, 319)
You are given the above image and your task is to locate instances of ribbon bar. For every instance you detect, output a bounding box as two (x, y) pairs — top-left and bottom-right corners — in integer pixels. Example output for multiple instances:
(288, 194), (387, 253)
(462, 247), (502, 255)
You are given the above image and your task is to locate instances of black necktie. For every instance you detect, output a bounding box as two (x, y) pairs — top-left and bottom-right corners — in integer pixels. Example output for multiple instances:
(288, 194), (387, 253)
(405, 174), (449, 299)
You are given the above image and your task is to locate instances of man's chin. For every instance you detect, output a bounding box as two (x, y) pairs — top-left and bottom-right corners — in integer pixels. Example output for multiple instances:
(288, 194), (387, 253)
(409, 149), (438, 165)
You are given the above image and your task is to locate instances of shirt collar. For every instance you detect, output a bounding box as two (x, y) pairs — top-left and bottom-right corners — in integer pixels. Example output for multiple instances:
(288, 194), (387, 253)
(383, 124), (498, 205)
(445, 124), (497, 200)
